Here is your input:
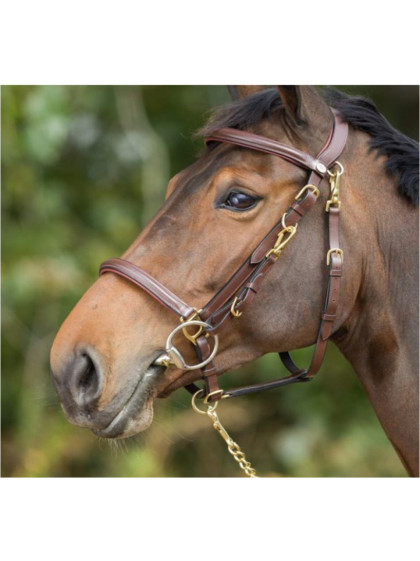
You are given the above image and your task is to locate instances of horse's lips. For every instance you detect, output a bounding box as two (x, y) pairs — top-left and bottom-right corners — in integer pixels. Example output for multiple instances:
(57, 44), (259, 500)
(92, 363), (165, 439)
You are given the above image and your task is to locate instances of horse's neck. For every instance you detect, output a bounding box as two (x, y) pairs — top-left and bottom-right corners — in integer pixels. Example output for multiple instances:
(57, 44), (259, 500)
(333, 132), (419, 476)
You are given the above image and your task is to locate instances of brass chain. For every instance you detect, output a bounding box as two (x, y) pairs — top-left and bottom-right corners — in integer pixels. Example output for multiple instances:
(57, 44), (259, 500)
(192, 391), (258, 478)
(206, 407), (258, 478)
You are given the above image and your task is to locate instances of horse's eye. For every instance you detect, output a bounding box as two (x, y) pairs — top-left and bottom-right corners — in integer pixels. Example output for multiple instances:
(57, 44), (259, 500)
(223, 191), (259, 211)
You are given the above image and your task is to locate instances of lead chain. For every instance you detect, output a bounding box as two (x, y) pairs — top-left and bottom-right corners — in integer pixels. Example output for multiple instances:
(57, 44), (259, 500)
(192, 391), (258, 478)
(206, 408), (258, 477)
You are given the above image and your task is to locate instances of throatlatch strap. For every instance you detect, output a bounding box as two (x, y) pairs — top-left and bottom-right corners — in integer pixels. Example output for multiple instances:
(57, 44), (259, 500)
(279, 206), (343, 380)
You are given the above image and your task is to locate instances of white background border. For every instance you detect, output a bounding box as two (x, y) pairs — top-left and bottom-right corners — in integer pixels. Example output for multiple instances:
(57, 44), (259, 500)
(1, 1), (418, 559)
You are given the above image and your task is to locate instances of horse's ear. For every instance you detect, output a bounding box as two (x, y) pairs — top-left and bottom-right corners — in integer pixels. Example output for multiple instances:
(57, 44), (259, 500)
(277, 86), (331, 127)
(276, 86), (303, 124)
(227, 86), (268, 101)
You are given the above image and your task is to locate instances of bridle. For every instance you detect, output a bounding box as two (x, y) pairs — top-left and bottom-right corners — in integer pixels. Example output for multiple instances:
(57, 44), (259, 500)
(99, 108), (348, 408)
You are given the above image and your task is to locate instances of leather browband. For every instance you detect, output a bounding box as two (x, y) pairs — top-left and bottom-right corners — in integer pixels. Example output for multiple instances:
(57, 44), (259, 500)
(99, 107), (348, 402)
(205, 128), (322, 173)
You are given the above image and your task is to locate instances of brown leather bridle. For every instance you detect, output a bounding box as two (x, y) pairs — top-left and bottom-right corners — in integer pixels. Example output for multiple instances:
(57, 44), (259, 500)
(100, 108), (348, 403)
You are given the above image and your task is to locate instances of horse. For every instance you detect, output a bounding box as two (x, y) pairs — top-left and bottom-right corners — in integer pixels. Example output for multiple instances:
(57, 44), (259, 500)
(50, 86), (419, 477)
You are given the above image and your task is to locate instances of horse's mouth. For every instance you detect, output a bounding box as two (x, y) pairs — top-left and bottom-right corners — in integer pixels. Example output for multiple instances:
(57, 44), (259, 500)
(92, 362), (166, 439)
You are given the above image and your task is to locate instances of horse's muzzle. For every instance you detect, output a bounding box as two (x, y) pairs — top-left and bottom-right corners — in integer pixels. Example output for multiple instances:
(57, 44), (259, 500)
(51, 348), (162, 437)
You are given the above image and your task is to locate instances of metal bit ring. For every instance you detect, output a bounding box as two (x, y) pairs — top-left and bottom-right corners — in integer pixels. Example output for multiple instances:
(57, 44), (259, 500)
(162, 320), (219, 371)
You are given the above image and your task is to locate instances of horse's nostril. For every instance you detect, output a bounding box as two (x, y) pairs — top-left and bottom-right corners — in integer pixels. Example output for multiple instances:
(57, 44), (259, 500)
(51, 347), (107, 428)
(77, 354), (97, 391)
(66, 352), (103, 407)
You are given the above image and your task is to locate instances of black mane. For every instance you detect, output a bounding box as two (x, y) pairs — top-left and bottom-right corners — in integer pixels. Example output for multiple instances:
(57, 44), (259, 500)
(325, 88), (418, 205)
(200, 87), (419, 205)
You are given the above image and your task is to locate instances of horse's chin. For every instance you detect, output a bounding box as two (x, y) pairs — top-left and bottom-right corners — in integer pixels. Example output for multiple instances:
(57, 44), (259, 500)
(91, 362), (163, 439)
(93, 399), (154, 439)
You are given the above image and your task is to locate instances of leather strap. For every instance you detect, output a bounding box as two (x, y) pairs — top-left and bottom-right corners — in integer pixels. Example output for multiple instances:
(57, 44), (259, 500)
(279, 206), (343, 380)
(206, 109), (348, 180)
(99, 258), (195, 319)
(315, 110), (348, 171)
(99, 107), (348, 403)
(205, 128), (324, 174)
(201, 188), (319, 328)
(200, 110), (347, 333)
(197, 200), (344, 401)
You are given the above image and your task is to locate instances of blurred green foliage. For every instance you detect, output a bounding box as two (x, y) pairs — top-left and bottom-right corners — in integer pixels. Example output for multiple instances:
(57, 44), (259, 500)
(2, 85), (418, 477)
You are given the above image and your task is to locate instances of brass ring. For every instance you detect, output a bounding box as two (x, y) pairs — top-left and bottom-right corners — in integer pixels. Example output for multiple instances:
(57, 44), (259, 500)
(327, 161), (344, 177)
(191, 390), (219, 414)
(203, 389), (225, 404)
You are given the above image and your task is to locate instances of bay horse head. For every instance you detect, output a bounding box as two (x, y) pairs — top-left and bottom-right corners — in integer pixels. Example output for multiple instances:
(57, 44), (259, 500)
(50, 86), (419, 476)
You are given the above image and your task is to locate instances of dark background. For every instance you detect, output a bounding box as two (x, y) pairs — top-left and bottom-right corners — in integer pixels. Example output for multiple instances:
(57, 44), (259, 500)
(2, 85), (418, 477)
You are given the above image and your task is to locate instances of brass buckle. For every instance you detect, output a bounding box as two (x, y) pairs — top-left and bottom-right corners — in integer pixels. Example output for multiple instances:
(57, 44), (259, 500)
(326, 248), (344, 266)
(180, 309), (204, 345)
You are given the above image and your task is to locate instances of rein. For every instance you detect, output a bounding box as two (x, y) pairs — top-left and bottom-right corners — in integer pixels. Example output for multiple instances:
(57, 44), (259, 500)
(100, 108), (348, 399)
